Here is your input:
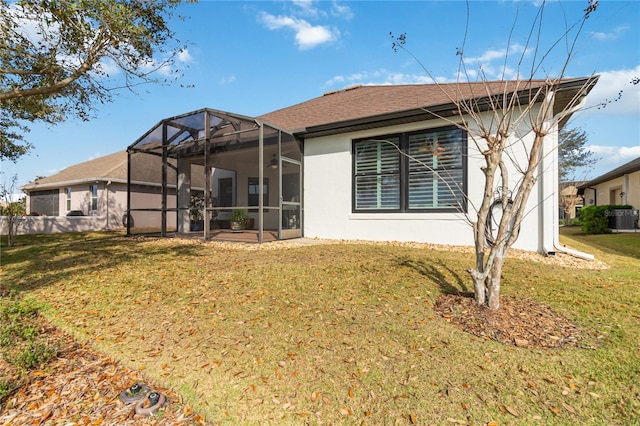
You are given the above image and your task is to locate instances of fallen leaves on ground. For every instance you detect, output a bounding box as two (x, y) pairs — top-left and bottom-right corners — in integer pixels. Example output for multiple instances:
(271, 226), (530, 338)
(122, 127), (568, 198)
(433, 293), (586, 348)
(0, 317), (203, 425)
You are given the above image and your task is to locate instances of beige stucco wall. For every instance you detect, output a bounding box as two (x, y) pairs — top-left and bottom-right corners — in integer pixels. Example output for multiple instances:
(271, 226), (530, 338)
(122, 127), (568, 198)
(20, 181), (181, 234)
(582, 169), (640, 209)
(0, 216), (107, 235)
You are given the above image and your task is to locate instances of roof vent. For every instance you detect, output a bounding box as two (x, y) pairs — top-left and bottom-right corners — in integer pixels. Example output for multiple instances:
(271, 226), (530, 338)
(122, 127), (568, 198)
(323, 89), (339, 96)
(344, 84), (362, 91)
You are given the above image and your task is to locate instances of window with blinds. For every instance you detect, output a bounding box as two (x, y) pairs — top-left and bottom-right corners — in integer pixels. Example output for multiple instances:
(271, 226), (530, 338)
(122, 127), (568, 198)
(354, 137), (400, 210)
(65, 188), (71, 211)
(353, 127), (466, 213)
(90, 184), (98, 211)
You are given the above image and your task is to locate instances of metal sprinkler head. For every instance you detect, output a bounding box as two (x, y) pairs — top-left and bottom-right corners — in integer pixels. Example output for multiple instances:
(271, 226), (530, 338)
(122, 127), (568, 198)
(129, 384), (142, 395)
(148, 392), (160, 406)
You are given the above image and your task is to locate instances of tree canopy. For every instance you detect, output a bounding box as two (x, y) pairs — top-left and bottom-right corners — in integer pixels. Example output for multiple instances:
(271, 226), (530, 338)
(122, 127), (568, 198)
(0, 0), (189, 161)
(558, 127), (598, 181)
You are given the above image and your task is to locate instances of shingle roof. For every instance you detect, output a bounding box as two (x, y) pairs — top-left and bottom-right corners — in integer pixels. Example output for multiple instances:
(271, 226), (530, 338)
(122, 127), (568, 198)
(258, 79), (586, 133)
(578, 157), (640, 189)
(23, 77), (597, 189)
(22, 151), (128, 191)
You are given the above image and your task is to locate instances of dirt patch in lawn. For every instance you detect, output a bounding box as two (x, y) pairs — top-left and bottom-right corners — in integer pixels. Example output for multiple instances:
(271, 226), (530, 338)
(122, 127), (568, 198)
(0, 316), (204, 425)
(434, 293), (593, 349)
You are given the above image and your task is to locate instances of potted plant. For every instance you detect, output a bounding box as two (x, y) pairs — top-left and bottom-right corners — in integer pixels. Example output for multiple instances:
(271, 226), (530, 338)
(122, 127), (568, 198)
(189, 195), (205, 231)
(230, 208), (248, 232)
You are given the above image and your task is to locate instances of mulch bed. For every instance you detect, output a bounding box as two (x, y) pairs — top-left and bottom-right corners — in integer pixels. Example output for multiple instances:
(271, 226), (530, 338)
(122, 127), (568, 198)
(0, 317), (205, 425)
(433, 293), (587, 348)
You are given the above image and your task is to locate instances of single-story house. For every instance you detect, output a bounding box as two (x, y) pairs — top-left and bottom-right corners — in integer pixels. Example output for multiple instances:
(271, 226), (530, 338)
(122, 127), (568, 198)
(19, 151), (204, 234)
(578, 157), (640, 208)
(127, 77), (597, 252)
(577, 157), (640, 230)
(559, 181), (586, 222)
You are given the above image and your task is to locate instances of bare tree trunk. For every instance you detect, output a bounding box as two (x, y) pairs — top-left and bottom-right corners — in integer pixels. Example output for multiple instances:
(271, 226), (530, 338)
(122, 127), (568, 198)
(7, 216), (16, 247)
(471, 253), (486, 305)
(486, 245), (505, 309)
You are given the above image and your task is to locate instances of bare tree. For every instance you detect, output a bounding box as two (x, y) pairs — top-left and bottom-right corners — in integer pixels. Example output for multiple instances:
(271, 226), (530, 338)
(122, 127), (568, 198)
(1, 174), (25, 247)
(392, 0), (600, 309)
(559, 182), (584, 225)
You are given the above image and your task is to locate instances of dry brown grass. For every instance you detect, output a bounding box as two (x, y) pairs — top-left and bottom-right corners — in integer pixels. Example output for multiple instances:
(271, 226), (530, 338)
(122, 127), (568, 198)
(1, 230), (639, 424)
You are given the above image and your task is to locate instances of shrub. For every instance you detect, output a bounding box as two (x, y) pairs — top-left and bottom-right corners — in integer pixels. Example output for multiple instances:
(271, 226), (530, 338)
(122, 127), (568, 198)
(9, 341), (58, 370)
(0, 294), (59, 371)
(580, 205), (632, 234)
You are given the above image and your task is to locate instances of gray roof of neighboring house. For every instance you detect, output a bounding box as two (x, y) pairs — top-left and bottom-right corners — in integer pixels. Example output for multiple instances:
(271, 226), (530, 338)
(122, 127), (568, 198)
(21, 150), (206, 191)
(578, 157), (640, 189)
(21, 151), (128, 191)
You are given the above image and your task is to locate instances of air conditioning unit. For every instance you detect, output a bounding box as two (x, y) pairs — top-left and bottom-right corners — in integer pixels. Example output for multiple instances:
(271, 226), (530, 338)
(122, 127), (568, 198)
(608, 209), (639, 230)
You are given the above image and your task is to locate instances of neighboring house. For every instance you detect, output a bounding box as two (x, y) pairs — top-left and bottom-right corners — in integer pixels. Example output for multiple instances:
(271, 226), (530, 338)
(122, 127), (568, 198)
(19, 151), (205, 233)
(128, 77), (597, 253)
(578, 157), (640, 209)
(20, 151), (130, 231)
(559, 181), (586, 223)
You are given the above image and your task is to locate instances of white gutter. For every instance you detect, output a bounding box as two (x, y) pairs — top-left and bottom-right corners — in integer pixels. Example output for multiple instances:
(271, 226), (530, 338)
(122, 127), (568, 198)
(21, 178), (192, 192)
(543, 94), (594, 260)
(22, 178), (128, 191)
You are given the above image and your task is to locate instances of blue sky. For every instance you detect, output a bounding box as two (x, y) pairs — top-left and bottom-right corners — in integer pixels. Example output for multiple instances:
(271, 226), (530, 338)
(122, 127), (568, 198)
(2, 0), (639, 191)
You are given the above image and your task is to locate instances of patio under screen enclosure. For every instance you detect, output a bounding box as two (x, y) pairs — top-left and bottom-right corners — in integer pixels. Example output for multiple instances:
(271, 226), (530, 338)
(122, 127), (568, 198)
(126, 108), (302, 243)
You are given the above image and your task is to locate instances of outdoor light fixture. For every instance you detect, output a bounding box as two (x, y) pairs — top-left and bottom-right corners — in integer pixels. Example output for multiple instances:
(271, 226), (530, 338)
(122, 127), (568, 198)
(268, 154), (278, 169)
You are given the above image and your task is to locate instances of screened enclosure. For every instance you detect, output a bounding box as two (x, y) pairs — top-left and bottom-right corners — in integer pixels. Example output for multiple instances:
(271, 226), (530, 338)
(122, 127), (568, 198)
(127, 108), (302, 243)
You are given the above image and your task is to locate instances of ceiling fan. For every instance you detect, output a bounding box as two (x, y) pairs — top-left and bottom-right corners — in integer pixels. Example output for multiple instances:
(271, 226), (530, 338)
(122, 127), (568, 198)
(267, 154), (285, 169)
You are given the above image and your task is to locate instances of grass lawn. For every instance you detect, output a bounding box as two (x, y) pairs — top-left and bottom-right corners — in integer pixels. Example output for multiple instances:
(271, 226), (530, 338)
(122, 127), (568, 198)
(1, 228), (639, 425)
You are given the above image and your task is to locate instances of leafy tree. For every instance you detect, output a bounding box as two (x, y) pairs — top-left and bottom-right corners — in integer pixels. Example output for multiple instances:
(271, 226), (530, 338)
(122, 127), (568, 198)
(0, 0), (190, 161)
(557, 127), (597, 224)
(558, 127), (597, 181)
(392, 0), (599, 309)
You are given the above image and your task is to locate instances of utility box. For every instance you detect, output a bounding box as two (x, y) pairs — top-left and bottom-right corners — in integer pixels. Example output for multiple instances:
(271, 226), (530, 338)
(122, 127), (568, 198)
(608, 209), (639, 230)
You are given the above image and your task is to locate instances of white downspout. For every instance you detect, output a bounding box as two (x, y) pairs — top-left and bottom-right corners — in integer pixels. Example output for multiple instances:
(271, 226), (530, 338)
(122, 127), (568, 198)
(543, 94), (595, 261)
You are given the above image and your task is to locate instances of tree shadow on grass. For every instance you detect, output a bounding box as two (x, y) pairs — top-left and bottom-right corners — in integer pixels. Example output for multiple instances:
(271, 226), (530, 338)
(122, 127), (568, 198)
(396, 256), (470, 295)
(2, 232), (205, 294)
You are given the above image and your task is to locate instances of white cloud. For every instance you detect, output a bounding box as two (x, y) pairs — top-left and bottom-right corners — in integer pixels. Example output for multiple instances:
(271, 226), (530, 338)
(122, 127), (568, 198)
(461, 44), (530, 80)
(93, 57), (120, 77)
(5, 3), (55, 44)
(325, 69), (434, 87)
(177, 48), (193, 63)
(258, 11), (337, 50)
(325, 75), (344, 86)
(135, 47), (193, 77)
(291, 0), (323, 18)
(220, 75), (236, 85)
(464, 47), (508, 64)
(331, 2), (354, 20)
(590, 25), (629, 41)
(587, 145), (640, 164)
(583, 65), (640, 116)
